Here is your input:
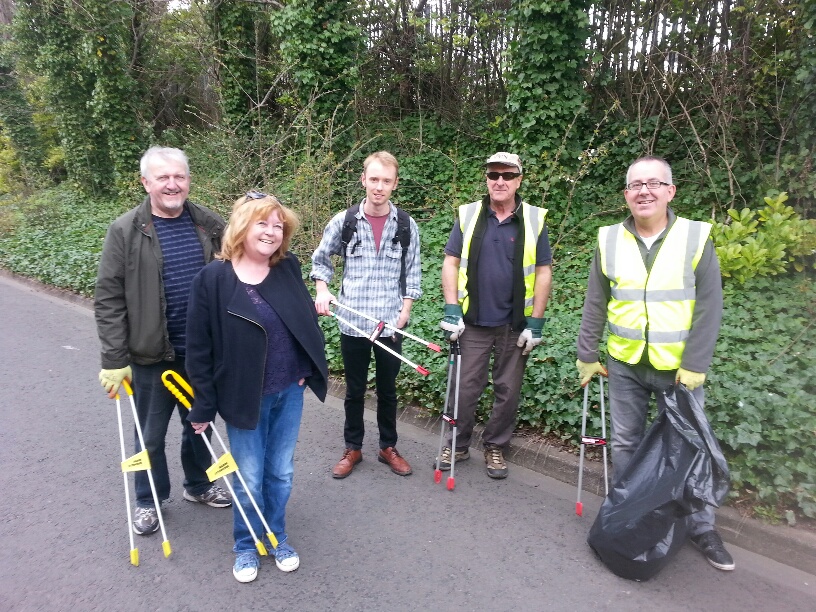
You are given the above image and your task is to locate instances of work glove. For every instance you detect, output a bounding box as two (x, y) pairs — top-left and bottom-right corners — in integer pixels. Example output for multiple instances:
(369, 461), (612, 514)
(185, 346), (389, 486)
(576, 360), (607, 387)
(516, 317), (545, 356)
(99, 365), (133, 397)
(676, 367), (706, 391)
(439, 304), (465, 342)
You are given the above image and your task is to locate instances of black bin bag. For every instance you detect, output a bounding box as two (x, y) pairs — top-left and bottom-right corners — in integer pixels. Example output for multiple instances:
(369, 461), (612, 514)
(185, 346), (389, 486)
(587, 384), (730, 581)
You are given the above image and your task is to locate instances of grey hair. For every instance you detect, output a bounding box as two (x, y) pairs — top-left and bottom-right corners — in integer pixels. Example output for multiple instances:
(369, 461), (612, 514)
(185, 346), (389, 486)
(140, 146), (190, 179)
(626, 156), (672, 186)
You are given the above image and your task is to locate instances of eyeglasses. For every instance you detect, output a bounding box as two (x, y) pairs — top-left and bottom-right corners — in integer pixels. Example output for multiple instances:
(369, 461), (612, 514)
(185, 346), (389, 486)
(245, 190), (268, 199)
(486, 171), (521, 181)
(626, 181), (671, 191)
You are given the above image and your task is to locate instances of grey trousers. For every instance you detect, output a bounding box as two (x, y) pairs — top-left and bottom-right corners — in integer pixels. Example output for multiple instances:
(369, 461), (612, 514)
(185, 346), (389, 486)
(607, 356), (714, 536)
(446, 323), (529, 450)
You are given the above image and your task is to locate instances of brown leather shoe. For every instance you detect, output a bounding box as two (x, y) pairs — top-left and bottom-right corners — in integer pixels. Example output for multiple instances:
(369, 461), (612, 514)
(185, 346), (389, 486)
(332, 448), (362, 479)
(378, 447), (412, 476)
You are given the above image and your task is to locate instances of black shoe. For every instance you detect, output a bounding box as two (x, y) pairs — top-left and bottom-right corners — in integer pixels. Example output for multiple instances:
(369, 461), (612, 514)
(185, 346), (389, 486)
(692, 530), (735, 571)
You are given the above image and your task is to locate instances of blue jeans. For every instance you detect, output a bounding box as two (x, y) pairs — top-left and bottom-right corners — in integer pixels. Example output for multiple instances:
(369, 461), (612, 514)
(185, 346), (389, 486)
(340, 334), (402, 450)
(607, 356), (714, 536)
(226, 382), (304, 554)
(131, 358), (213, 507)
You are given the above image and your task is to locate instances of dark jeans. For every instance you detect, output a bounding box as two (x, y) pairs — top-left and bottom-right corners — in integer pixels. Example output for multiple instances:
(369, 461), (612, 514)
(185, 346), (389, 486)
(131, 358), (213, 508)
(340, 333), (402, 450)
(447, 323), (528, 450)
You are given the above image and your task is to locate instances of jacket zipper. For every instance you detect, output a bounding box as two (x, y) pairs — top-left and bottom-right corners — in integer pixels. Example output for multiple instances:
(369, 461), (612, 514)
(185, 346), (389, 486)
(227, 310), (268, 397)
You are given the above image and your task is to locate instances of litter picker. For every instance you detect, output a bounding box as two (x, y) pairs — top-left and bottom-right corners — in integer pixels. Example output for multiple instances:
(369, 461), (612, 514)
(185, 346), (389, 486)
(328, 310), (430, 376)
(576, 376), (609, 517)
(114, 384), (139, 566)
(433, 340), (462, 491)
(161, 370), (278, 556)
(331, 300), (442, 353)
(115, 379), (172, 560)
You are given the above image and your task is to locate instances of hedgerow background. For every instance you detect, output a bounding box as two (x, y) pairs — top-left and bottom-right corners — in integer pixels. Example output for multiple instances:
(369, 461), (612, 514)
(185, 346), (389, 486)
(0, 1), (813, 524)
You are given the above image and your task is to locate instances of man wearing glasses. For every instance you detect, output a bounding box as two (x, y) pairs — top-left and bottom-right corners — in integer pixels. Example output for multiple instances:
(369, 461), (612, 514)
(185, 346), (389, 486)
(95, 147), (231, 537)
(438, 152), (552, 479)
(576, 155), (733, 571)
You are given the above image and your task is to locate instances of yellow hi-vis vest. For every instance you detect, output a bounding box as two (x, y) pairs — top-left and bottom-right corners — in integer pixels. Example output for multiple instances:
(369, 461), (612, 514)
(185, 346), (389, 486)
(598, 217), (711, 370)
(457, 200), (548, 316)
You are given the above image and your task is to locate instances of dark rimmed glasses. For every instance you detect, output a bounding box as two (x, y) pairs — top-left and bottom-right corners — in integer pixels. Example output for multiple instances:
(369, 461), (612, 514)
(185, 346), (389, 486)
(486, 171), (521, 181)
(626, 181), (671, 191)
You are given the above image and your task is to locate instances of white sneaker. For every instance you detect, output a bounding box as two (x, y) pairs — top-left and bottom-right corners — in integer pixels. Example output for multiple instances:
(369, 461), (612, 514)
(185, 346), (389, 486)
(233, 552), (259, 583)
(274, 541), (300, 572)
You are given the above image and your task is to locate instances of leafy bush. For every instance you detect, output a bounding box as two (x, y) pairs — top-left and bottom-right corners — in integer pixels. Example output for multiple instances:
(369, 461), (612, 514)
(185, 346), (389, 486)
(712, 192), (816, 283)
(0, 185), (116, 296)
(708, 276), (816, 520)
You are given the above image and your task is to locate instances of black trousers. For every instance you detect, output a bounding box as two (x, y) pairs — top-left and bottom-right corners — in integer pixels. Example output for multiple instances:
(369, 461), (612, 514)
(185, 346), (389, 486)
(340, 333), (402, 450)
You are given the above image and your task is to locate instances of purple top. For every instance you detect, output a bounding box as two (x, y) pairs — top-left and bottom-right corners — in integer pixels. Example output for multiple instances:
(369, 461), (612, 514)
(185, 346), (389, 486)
(244, 284), (313, 395)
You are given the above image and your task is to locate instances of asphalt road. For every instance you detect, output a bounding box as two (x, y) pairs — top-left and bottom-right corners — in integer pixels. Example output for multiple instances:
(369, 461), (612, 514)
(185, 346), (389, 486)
(0, 274), (813, 612)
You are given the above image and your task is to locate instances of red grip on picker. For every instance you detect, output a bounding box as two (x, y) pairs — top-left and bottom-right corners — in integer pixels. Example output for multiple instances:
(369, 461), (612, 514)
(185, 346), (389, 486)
(368, 321), (386, 342)
(416, 366), (430, 376)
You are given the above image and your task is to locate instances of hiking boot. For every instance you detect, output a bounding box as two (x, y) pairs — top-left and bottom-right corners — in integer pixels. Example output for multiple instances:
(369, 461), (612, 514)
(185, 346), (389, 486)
(132, 506), (159, 535)
(183, 484), (232, 508)
(274, 541), (300, 572)
(484, 446), (508, 479)
(692, 530), (735, 571)
(433, 446), (470, 471)
(332, 448), (362, 479)
(233, 551), (260, 583)
(378, 447), (412, 476)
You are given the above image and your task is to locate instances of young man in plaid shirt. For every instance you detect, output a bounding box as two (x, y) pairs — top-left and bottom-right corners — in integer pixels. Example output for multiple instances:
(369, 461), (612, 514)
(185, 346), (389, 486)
(311, 151), (422, 479)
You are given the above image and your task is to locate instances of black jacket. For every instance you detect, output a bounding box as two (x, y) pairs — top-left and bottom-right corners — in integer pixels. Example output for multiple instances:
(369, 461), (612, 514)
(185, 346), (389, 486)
(185, 254), (328, 429)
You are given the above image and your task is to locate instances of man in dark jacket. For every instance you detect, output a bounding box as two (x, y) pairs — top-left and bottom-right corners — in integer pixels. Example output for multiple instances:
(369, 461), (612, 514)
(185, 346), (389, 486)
(95, 146), (231, 536)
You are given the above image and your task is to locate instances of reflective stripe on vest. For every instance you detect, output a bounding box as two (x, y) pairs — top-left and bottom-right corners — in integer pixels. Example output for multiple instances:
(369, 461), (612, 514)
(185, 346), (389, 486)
(457, 200), (547, 315)
(598, 217), (711, 370)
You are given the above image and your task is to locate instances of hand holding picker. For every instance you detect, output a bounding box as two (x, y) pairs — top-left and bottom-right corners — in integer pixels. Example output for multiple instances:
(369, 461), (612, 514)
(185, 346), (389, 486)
(161, 371), (278, 556)
(331, 300), (441, 353)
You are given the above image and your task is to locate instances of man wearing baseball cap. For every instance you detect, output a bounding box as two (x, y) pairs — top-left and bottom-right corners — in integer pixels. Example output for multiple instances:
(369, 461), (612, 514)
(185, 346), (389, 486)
(437, 152), (552, 478)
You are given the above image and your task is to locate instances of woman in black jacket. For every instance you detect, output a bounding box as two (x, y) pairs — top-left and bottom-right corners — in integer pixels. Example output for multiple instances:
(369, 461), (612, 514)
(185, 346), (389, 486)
(186, 192), (328, 584)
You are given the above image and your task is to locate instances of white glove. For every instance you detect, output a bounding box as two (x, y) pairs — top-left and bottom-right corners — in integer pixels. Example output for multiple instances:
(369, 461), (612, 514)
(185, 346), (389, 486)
(516, 328), (542, 356)
(440, 305), (466, 342)
(440, 316), (465, 342)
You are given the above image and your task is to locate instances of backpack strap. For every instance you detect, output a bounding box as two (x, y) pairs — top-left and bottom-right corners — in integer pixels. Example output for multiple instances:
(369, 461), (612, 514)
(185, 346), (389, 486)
(391, 207), (411, 296)
(340, 203), (360, 256)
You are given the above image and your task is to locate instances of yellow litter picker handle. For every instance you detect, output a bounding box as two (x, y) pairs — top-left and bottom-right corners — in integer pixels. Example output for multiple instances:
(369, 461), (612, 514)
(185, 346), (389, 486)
(161, 370), (193, 411)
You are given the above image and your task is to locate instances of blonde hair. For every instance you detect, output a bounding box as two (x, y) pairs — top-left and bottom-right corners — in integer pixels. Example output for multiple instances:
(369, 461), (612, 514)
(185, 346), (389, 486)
(218, 193), (299, 267)
(362, 151), (399, 174)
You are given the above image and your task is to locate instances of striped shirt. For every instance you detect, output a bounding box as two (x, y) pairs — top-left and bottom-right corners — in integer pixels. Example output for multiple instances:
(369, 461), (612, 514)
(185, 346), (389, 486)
(153, 208), (205, 355)
(310, 200), (422, 338)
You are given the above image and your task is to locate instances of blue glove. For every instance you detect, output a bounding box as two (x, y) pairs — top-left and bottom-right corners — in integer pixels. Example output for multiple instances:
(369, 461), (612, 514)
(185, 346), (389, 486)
(440, 304), (465, 342)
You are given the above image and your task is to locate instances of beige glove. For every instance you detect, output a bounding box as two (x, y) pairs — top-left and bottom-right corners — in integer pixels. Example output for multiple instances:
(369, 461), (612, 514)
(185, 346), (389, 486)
(99, 366), (133, 397)
(576, 360), (607, 387)
(676, 367), (706, 391)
